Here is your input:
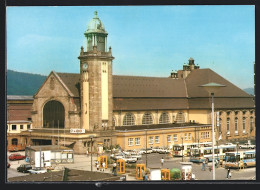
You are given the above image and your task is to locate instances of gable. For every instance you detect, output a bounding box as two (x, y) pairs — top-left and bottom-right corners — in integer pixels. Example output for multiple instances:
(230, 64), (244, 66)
(34, 71), (73, 98)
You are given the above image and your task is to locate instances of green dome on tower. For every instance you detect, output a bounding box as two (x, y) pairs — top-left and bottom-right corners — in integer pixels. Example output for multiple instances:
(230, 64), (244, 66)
(85, 11), (107, 34)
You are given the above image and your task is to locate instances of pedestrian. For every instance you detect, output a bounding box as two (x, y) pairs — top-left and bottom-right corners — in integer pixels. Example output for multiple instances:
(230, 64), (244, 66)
(160, 157), (164, 168)
(202, 160), (205, 171)
(112, 162), (117, 176)
(96, 162), (100, 171)
(215, 159), (218, 168)
(142, 168), (145, 180)
(226, 168), (230, 179)
(102, 162), (106, 172)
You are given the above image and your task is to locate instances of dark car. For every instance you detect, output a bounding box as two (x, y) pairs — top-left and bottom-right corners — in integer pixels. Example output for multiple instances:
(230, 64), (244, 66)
(9, 153), (26, 161)
(17, 164), (32, 173)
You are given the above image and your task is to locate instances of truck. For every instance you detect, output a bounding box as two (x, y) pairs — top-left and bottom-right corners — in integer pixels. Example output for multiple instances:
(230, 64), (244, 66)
(239, 143), (255, 149)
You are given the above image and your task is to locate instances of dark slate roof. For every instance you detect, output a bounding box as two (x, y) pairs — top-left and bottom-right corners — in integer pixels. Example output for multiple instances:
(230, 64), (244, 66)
(56, 72), (81, 97)
(113, 75), (187, 97)
(113, 98), (189, 110)
(185, 69), (252, 98)
(54, 69), (254, 111)
(115, 123), (210, 131)
(8, 104), (32, 121)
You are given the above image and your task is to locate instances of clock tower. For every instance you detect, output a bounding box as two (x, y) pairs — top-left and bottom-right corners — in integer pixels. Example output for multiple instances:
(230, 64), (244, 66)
(78, 11), (114, 132)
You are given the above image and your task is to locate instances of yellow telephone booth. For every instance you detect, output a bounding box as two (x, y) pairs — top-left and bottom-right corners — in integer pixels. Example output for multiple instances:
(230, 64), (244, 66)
(136, 164), (146, 180)
(161, 169), (170, 180)
(98, 155), (107, 169)
(116, 159), (125, 174)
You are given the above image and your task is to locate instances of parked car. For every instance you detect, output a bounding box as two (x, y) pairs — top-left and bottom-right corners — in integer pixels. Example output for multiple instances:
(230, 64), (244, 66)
(129, 152), (142, 160)
(17, 164), (32, 173)
(152, 147), (161, 153)
(239, 143), (255, 149)
(158, 148), (171, 154)
(139, 148), (152, 154)
(28, 168), (47, 174)
(9, 153), (26, 161)
(111, 152), (125, 160)
(122, 155), (137, 163)
(224, 143), (234, 146)
(7, 163), (10, 168)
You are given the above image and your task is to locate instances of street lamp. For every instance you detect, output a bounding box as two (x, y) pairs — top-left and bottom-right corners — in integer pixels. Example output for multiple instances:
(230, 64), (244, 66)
(145, 129), (148, 168)
(200, 82), (226, 180)
(236, 142), (239, 162)
(181, 137), (184, 162)
(89, 135), (95, 172)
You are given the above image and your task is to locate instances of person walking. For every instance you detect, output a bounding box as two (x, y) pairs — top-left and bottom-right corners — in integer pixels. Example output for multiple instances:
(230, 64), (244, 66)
(96, 162), (100, 171)
(160, 157), (164, 168)
(102, 162), (106, 172)
(202, 160), (206, 171)
(226, 168), (231, 179)
(112, 162), (117, 176)
(215, 159), (218, 168)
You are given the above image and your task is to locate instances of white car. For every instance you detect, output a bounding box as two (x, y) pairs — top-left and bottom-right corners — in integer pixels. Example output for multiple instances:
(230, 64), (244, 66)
(139, 148), (152, 154)
(158, 148), (171, 154)
(28, 168), (47, 174)
(122, 156), (137, 163)
(129, 153), (142, 160)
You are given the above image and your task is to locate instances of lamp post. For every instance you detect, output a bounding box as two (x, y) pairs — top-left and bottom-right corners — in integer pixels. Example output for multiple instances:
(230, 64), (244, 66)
(89, 135), (95, 172)
(181, 137), (184, 162)
(200, 82), (225, 180)
(236, 142), (239, 162)
(145, 129), (148, 168)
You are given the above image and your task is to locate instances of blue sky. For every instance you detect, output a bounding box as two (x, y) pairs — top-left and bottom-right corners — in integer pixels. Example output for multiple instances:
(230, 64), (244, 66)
(6, 5), (255, 89)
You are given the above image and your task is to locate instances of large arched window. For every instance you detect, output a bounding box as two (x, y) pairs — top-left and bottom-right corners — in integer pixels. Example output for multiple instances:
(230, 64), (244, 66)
(176, 112), (185, 123)
(123, 113), (135, 126)
(159, 112), (170, 124)
(142, 113), (153, 125)
(43, 100), (65, 128)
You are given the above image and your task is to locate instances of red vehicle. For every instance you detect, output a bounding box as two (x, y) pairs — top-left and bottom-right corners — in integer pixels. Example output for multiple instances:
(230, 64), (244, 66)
(9, 153), (26, 161)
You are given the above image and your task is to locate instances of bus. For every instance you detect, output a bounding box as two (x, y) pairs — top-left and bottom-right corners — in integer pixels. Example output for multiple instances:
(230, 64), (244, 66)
(172, 142), (212, 157)
(189, 144), (236, 163)
(225, 150), (256, 169)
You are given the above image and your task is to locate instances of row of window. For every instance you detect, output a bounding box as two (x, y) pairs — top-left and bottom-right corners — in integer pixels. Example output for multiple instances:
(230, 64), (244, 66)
(219, 117), (254, 134)
(115, 112), (184, 126)
(128, 133), (202, 146)
(219, 110), (254, 116)
(7, 124), (31, 131)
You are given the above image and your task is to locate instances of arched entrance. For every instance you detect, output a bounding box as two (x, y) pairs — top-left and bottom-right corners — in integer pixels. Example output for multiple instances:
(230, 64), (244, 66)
(43, 100), (65, 128)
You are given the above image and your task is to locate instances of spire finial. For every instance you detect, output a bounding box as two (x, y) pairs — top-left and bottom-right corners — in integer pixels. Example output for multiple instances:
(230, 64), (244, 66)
(94, 11), (98, 17)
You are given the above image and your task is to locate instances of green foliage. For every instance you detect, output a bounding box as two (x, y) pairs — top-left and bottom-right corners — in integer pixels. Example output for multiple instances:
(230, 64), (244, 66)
(7, 70), (47, 95)
(170, 168), (181, 180)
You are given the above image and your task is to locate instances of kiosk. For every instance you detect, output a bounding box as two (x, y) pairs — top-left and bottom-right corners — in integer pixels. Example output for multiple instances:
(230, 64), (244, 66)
(161, 169), (170, 180)
(136, 164), (145, 180)
(98, 155), (107, 169)
(116, 159), (125, 174)
(180, 162), (193, 180)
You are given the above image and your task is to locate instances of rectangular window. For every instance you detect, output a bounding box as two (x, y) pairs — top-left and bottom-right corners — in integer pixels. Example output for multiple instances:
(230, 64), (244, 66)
(128, 138), (134, 146)
(12, 125), (17, 130)
(201, 132), (205, 139)
(155, 136), (160, 144)
(184, 133), (187, 140)
(243, 118), (246, 133)
(167, 135), (171, 142)
(135, 138), (140, 146)
(149, 136), (153, 145)
(173, 134), (177, 142)
(188, 133), (191, 140)
(250, 117), (254, 132)
(206, 132), (210, 139)
(27, 124), (31, 129)
(20, 125), (23, 130)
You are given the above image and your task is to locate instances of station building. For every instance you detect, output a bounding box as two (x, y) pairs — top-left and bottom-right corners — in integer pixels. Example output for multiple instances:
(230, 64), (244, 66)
(7, 12), (255, 154)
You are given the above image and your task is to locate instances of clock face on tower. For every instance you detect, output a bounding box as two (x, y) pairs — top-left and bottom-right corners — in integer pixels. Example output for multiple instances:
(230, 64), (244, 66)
(82, 63), (88, 71)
